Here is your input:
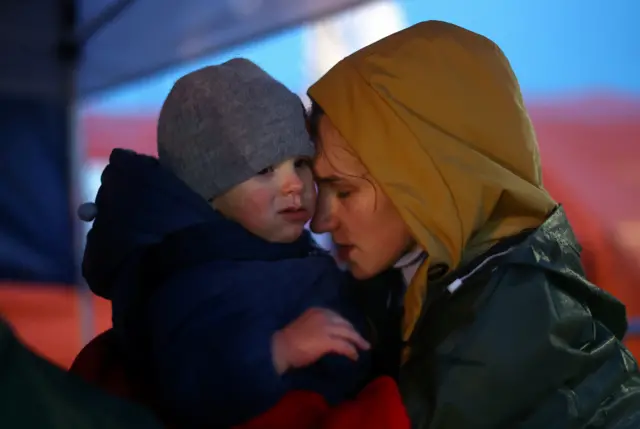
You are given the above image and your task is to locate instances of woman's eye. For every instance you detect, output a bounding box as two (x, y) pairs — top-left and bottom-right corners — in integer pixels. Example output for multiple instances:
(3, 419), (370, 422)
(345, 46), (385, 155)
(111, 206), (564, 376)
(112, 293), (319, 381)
(257, 166), (274, 175)
(336, 191), (351, 199)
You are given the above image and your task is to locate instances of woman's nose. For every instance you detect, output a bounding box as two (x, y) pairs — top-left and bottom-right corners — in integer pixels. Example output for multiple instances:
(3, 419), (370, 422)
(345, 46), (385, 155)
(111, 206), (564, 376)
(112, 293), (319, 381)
(310, 200), (336, 233)
(310, 215), (328, 233)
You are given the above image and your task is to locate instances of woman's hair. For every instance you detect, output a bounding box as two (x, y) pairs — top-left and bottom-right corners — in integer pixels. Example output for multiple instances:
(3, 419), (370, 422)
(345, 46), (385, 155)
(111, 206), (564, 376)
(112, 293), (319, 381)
(307, 98), (379, 207)
(307, 100), (324, 143)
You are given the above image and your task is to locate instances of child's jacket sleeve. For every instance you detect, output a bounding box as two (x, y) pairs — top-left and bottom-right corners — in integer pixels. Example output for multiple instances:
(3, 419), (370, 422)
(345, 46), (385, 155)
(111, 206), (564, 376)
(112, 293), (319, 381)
(145, 255), (370, 428)
(146, 260), (290, 428)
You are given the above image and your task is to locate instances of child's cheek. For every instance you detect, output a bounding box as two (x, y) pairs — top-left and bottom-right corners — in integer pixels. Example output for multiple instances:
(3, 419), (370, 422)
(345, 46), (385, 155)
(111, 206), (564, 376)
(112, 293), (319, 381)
(235, 187), (276, 230)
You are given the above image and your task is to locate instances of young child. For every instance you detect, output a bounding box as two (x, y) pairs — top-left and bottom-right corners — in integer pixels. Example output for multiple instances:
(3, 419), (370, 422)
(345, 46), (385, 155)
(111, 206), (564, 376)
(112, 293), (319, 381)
(80, 59), (371, 428)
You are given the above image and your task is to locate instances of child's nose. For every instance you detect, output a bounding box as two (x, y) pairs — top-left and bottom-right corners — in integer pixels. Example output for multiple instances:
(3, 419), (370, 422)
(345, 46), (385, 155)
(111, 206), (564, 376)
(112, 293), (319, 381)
(281, 172), (304, 195)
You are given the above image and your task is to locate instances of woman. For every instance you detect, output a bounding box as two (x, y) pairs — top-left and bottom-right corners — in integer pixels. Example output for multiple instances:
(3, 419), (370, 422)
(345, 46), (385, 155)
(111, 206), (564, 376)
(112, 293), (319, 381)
(307, 20), (640, 428)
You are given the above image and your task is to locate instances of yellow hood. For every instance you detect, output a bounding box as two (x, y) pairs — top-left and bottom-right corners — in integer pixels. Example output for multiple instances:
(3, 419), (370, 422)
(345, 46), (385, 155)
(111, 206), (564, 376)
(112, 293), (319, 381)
(308, 21), (556, 340)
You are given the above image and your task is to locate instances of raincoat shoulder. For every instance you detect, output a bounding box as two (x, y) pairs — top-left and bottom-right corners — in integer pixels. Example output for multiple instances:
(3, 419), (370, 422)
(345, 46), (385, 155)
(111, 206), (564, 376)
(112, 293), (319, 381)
(400, 208), (640, 429)
(0, 318), (162, 429)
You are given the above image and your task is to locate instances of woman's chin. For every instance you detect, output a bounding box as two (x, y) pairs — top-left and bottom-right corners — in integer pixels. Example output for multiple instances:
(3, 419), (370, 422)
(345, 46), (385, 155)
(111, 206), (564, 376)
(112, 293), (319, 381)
(348, 263), (377, 280)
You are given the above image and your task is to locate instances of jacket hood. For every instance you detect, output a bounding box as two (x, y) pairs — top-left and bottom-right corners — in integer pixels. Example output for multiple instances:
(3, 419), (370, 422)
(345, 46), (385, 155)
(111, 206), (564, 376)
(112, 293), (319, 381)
(82, 149), (215, 300)
(308, 21), (557, 338)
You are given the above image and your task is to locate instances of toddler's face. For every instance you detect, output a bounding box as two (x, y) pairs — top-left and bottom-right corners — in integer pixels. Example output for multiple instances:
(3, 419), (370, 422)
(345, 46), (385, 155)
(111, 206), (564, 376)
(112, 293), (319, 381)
(213, 157), (316, 243)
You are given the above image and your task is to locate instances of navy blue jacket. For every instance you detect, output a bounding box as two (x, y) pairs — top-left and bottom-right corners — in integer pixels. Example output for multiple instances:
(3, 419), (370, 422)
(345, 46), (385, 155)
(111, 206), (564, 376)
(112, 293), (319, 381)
(82, 149), (370, 428)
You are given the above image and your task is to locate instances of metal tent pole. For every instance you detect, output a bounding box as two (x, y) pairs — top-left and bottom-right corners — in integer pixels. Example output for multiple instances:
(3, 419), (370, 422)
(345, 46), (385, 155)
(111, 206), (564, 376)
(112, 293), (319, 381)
(58, 0), (95, 347)
(76, 0), (137, 45)
(61, 0), (136, 348)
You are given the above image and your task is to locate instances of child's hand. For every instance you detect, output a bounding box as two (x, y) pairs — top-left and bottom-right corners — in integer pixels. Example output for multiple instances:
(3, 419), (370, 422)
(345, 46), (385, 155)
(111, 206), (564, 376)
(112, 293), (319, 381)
(271, 308), (370, 375)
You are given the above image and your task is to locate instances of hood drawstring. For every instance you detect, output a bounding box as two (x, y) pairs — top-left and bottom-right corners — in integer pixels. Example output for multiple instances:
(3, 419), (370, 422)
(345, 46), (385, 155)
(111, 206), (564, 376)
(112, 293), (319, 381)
(77, 202), (98, 222)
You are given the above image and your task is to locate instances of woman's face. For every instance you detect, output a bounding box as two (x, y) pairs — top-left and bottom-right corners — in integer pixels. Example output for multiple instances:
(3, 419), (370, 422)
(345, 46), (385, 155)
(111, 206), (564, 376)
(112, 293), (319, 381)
(310, 114), (415, 279)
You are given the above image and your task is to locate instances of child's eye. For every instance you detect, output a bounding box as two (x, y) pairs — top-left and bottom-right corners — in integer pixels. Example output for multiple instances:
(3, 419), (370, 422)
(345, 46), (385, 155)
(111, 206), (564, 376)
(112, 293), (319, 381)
(294, 158), (311, 169)
(336, 191), (351, 199)
(257, 166), (274, 175)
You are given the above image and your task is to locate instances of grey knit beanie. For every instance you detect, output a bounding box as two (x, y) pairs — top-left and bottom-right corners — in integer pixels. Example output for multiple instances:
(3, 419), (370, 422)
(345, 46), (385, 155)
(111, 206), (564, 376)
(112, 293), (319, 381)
(157, 58), (314, 200)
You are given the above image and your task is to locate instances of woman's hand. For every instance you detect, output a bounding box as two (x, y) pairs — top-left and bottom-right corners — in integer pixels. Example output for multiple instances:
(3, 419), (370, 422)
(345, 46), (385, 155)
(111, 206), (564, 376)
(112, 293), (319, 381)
(271, 308), (370, 374)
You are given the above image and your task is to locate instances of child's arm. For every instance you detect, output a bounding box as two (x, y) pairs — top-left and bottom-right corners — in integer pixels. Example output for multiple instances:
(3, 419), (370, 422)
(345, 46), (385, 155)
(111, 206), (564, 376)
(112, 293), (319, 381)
(293, 263), (374, 400)
(144, 261), (368, 428)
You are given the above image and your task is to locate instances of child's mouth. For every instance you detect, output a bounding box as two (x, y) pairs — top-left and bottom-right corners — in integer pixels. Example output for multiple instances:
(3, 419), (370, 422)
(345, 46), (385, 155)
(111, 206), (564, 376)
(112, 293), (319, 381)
(278, 207), (311, 223)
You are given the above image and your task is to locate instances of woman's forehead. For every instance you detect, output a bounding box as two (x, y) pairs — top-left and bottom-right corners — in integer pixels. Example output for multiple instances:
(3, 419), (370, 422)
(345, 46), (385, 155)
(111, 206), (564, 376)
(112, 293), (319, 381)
(313, 141), (368, 183)
(313, 115), (368, 180)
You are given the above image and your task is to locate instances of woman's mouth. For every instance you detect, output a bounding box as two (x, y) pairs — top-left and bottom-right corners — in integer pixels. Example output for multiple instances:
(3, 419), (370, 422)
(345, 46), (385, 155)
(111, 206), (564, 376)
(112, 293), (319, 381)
(335, 244), (354, 262)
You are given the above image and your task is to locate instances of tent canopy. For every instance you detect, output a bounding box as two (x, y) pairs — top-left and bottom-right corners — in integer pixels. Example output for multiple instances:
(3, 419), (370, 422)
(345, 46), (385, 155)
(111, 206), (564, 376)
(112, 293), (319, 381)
(0, 0), (374, 284)
(1, 0), (374, 100)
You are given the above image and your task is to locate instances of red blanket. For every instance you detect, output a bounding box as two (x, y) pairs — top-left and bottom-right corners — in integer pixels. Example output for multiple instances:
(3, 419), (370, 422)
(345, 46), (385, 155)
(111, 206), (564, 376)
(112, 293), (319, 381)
(235, 377), (409, 429)
(71, 330), (409, 429)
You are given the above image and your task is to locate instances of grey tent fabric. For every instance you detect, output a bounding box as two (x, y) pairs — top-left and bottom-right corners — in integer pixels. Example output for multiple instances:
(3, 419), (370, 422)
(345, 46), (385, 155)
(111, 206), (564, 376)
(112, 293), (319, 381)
(1, 0), (376, 99)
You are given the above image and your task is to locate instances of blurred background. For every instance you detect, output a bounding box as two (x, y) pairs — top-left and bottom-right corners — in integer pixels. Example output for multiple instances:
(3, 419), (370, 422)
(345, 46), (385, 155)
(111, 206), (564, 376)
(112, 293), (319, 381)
(0, 0), (638, 368)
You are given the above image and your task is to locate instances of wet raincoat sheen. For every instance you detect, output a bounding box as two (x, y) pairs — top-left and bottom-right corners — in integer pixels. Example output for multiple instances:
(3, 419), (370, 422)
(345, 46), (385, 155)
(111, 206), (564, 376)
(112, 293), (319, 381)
(308, 20), (640, 429)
